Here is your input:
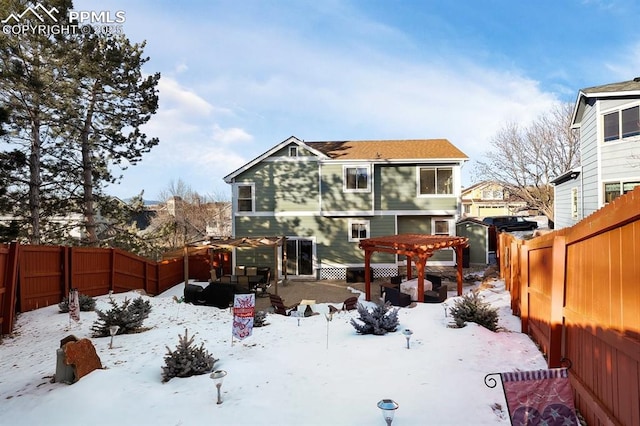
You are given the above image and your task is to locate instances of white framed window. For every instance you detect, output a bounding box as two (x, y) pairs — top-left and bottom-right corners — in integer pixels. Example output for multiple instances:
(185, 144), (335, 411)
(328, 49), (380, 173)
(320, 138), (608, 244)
(237, 183), (255, 212)
(603, 104), (640, 142)
(481, 189), (503, 200)
(432, 218), (451, 236)
(571, 187), (578, 220)
(418, 167), (453, 195)
(348, 219), (369, 242)
(289, 146), (298, 157)
(604, 180), (640, 203)
(343, 165), (370, 192)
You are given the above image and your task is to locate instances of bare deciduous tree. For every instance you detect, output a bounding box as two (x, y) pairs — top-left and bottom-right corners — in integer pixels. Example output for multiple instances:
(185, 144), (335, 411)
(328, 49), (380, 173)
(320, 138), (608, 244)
(473, 102), (580, 221)
(148, 179), (231, 251)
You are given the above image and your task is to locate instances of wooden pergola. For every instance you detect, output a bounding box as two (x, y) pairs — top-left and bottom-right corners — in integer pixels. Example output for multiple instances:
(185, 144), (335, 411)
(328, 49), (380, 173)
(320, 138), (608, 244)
(208, 236), (286, 294)
(359, 234), (469, 302)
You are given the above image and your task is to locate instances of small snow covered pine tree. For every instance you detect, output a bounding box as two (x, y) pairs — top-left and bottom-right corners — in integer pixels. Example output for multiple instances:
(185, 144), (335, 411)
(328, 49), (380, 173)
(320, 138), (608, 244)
(161, 329), (218, 382)
(350, 302), (399, 335)
(91, 296), (152, 337)
(449, 291), (499, 331)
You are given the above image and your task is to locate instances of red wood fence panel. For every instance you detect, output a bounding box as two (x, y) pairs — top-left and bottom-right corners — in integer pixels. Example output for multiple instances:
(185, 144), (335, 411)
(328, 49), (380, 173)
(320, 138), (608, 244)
(18, 245), (66, 312)
(499, 186), (640, 426)
(0, 243), (19, 335)
(70, 247), (112, 297)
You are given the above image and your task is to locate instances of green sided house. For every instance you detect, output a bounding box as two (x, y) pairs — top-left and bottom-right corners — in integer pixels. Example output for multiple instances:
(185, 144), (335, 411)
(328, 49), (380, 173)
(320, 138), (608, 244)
(223, 136), (469, 280)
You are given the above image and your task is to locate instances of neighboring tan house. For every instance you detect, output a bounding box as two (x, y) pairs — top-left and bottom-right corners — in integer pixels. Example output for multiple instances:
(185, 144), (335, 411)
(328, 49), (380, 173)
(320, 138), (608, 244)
(461, 181), (526, 218)
(223, 136), (468, 280)
(554, 77), (640, 229)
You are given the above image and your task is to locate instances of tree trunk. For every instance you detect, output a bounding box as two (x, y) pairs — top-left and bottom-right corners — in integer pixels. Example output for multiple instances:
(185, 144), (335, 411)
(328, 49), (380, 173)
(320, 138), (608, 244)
(81, 83), (100, 246)
(29, 119), (41, 245)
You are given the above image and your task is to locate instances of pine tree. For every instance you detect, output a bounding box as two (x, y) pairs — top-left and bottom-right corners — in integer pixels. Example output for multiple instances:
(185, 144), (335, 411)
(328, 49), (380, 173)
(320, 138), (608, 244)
(449, 291), (499, 331)
(350, 302), (399, 335)
(161, 329), (218, 383)
(91, 296), (152, 337)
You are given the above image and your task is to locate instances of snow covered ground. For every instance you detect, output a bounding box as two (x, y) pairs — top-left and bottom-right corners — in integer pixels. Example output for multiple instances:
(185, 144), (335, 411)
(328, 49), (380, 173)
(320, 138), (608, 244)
(0, 279), (547, 425)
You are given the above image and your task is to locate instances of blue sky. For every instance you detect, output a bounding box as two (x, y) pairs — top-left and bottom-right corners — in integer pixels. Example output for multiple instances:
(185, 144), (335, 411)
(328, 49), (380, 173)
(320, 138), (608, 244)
(72, 0), (640, 201)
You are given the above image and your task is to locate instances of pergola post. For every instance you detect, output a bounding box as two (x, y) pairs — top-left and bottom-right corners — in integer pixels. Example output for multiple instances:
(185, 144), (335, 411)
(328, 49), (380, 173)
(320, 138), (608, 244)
(364, 249), (372, 301)
(455, 245), (464, 296)
(416, 254), (429, 303)
(406, 255), (412, 280)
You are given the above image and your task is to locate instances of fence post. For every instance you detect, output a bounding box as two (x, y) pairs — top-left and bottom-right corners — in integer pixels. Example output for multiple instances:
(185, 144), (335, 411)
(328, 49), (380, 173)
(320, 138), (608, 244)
(548, 235), (566, 368)
(519, 244), (529, 332)
(1, 242), (20, 335)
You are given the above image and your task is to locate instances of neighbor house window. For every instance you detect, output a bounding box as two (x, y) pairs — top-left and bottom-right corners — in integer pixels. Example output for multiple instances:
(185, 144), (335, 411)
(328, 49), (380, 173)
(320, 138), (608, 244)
(481, 189), (503, 200)
(604, 105), (640, 142)
(237, 184), (254, 212)
(344, 166), (370, 191)
(419, 167), (453, 195)
(289, 146), (298, 157)
(604, 181), (640, 203)
(571, 187), (579, 220)
(348, 219), (369, 242)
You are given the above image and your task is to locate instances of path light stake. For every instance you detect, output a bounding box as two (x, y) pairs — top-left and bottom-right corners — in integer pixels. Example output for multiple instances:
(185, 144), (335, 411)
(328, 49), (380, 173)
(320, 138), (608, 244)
(325, 312), (333, 349)
(402, 329), (413, 349)
(109, 325), (119, 349)
(210, 370), (227, 404)
(377, 399), (399, 425)
(443, 302), (448, 317)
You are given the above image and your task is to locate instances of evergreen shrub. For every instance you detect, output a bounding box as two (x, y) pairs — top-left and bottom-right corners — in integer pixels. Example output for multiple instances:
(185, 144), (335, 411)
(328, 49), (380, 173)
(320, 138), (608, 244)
(350, 302), (399, 335)
(161, 329), (218, 382)
(58, 293), (96, 312)
(91, 296), (152, 337)
(449, 291), (499, 331)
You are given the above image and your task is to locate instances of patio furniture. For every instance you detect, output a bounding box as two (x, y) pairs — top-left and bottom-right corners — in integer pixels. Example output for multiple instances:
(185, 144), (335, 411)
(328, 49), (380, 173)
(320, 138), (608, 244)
(342, 296), (359, 311)
(269, 294), (299, 316)
(384, 286), (411, 307)
(424, 285), (448, 303)
(246, 266), (258, 276)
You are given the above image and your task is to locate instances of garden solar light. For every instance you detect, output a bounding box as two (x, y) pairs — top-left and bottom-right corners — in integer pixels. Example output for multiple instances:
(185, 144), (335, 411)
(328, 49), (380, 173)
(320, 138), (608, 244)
(402, 329), (413, 349)
(109, 325), (119, 349)
(210, 370), (227, 404)
(377, 399), (399, 425)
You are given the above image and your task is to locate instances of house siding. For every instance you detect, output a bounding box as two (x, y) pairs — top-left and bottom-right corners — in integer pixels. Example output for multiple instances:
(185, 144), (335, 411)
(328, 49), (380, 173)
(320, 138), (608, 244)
(376, 164), (458, 211)
(235, 161), (320, 212)
(601, 141), (640, 181)
(580, 99), (599, 216)
(554, 180), (580, 229)
(320, 163), (373, 212)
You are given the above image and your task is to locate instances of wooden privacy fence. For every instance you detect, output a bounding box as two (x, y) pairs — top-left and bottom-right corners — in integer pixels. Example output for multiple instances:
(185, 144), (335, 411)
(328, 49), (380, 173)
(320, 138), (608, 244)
(498, 187), (640, 426)
(0, 244), (213, 336)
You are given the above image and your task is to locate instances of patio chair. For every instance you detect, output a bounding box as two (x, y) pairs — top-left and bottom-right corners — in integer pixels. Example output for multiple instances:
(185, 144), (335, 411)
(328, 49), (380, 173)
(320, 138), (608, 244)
(269, 294), (299, 316)
(235, 266), (245, 276)
(254, 271), (271, 297)
(342, 296), (359, 311)
(384, 286), (411, 307)
(424, 285), (447, 303)
(246, 266), (258, 276)
(237, 275), (250, 290)
(329, 296), (360, 314)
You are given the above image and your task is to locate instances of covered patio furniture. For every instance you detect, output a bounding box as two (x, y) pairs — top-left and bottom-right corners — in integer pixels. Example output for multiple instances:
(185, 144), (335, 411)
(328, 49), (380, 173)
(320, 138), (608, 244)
(424, 285), (448, 303)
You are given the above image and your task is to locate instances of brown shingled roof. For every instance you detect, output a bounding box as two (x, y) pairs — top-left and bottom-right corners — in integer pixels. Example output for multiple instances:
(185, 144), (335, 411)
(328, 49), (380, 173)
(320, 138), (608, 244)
(305, 139), (468, 160)
(582, 77), (640, 94)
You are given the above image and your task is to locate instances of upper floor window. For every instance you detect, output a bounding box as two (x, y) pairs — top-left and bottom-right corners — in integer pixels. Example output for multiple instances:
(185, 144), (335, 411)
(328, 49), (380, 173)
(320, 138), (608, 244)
(344, 166), (370, 192)
(237, 184), (254, 212)
(419, 167), (453, 195)
(289, 146), (298, 157)
(604, 180), (640, 203)
(604, 105), (640, 142)
(481, 189), (503, 200)
(348, 219), (369, 242)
